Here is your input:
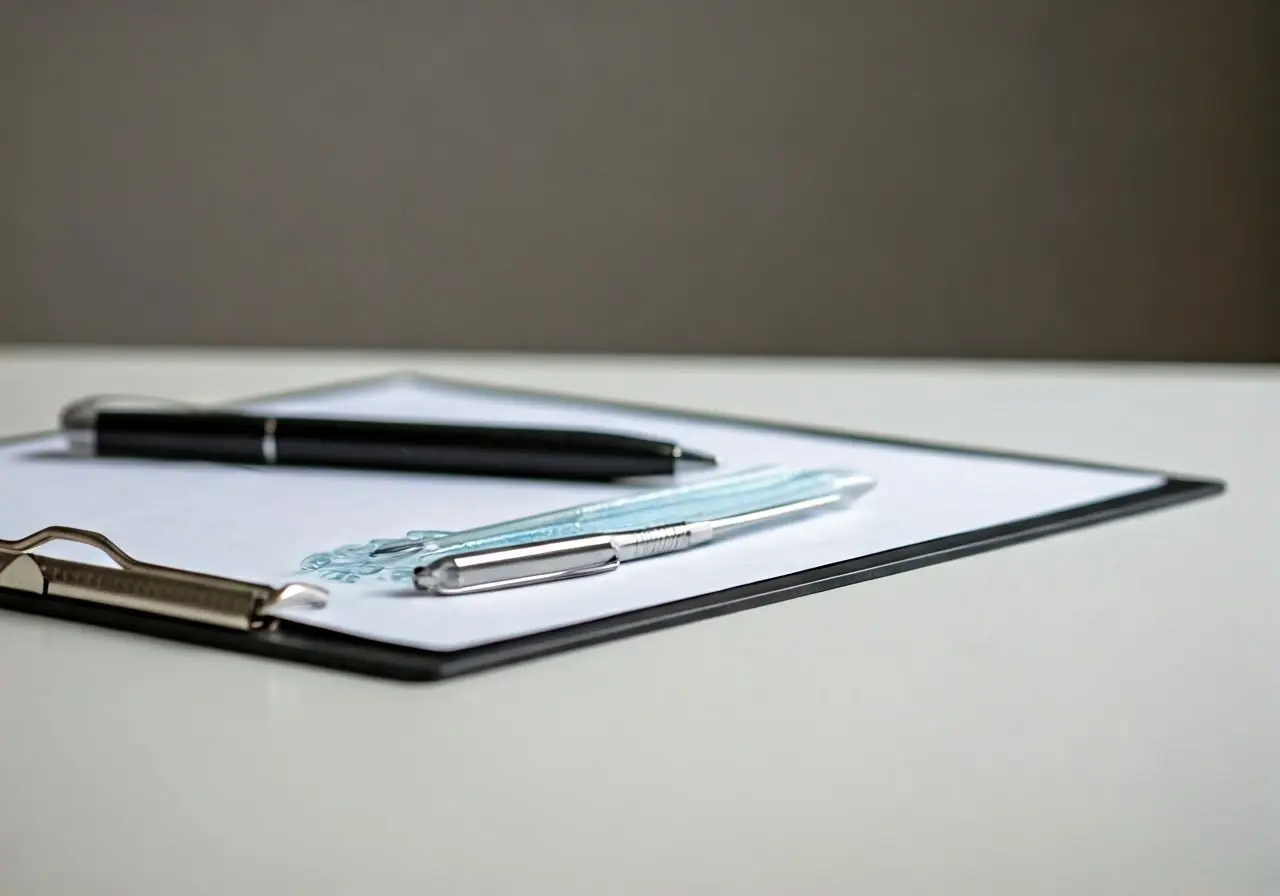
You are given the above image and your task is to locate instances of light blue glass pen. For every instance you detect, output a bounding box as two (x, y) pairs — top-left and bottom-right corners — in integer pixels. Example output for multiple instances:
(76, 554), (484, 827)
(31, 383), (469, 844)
(300, 465), (873, 582)
(414, 469), (875, 595)
(366, 464), (806, 559)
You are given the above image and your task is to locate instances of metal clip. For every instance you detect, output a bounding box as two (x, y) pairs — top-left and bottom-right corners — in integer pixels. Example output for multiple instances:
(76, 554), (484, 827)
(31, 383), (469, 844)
(414, 531), (625, 596)
(0, 526), (327, 630)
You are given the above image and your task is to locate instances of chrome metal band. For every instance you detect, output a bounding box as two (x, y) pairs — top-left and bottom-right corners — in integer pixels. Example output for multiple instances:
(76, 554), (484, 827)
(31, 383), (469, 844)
(262, 418), (278, 464)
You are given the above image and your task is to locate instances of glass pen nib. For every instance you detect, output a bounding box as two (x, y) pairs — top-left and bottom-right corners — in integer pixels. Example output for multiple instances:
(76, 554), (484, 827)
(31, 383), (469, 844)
(369, 538), (423, 557)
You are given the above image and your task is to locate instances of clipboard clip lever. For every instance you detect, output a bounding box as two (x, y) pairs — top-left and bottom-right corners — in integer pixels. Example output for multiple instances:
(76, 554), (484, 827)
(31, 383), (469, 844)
(0, 526), (328, 630)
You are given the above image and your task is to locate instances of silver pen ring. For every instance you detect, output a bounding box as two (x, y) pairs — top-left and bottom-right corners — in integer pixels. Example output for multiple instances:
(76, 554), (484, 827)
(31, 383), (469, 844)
(262, 418), (278, 464)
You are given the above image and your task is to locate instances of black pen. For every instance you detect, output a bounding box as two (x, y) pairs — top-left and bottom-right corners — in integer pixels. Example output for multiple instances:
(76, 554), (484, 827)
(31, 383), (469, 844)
(58, 397), (718, 481)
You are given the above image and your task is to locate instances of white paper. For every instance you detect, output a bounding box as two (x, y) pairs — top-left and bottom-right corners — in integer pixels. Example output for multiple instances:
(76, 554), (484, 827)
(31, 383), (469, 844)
(0, 376), (1165, 651)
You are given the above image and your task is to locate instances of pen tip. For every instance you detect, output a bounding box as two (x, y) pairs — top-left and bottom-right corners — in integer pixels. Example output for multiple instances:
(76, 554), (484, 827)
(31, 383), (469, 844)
(369, 539), (421, 557)
(674, 447), (718, 471)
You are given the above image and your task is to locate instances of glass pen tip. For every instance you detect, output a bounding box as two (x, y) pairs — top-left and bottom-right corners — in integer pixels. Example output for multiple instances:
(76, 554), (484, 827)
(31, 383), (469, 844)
(369, 538), (422, 557)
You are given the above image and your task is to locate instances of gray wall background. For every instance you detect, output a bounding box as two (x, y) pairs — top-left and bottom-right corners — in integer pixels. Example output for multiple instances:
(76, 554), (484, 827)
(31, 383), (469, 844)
(3, 2), (1277, 360)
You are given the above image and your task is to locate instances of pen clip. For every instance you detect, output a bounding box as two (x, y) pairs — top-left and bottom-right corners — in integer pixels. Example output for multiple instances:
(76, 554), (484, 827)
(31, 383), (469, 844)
(428, 555), (621, 596)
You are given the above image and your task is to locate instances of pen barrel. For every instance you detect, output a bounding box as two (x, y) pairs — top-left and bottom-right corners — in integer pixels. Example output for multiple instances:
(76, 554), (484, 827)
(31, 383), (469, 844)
(88, 412), (688, 479)
(271, 419), (680, 479)
(416, 522), (715, 593)
(94, 412), (264, 464)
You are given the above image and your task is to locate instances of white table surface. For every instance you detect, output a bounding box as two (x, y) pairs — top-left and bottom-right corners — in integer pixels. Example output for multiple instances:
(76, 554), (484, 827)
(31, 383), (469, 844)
(0, 347), (1274, 896)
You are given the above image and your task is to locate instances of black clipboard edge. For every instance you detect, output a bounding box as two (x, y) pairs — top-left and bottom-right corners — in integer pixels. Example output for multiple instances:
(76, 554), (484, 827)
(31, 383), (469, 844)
(0, 372), (1225, 681)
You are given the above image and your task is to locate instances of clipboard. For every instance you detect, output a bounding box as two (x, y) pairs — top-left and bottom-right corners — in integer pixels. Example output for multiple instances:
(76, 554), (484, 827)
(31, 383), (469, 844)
(0, 372), (1224, 680)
